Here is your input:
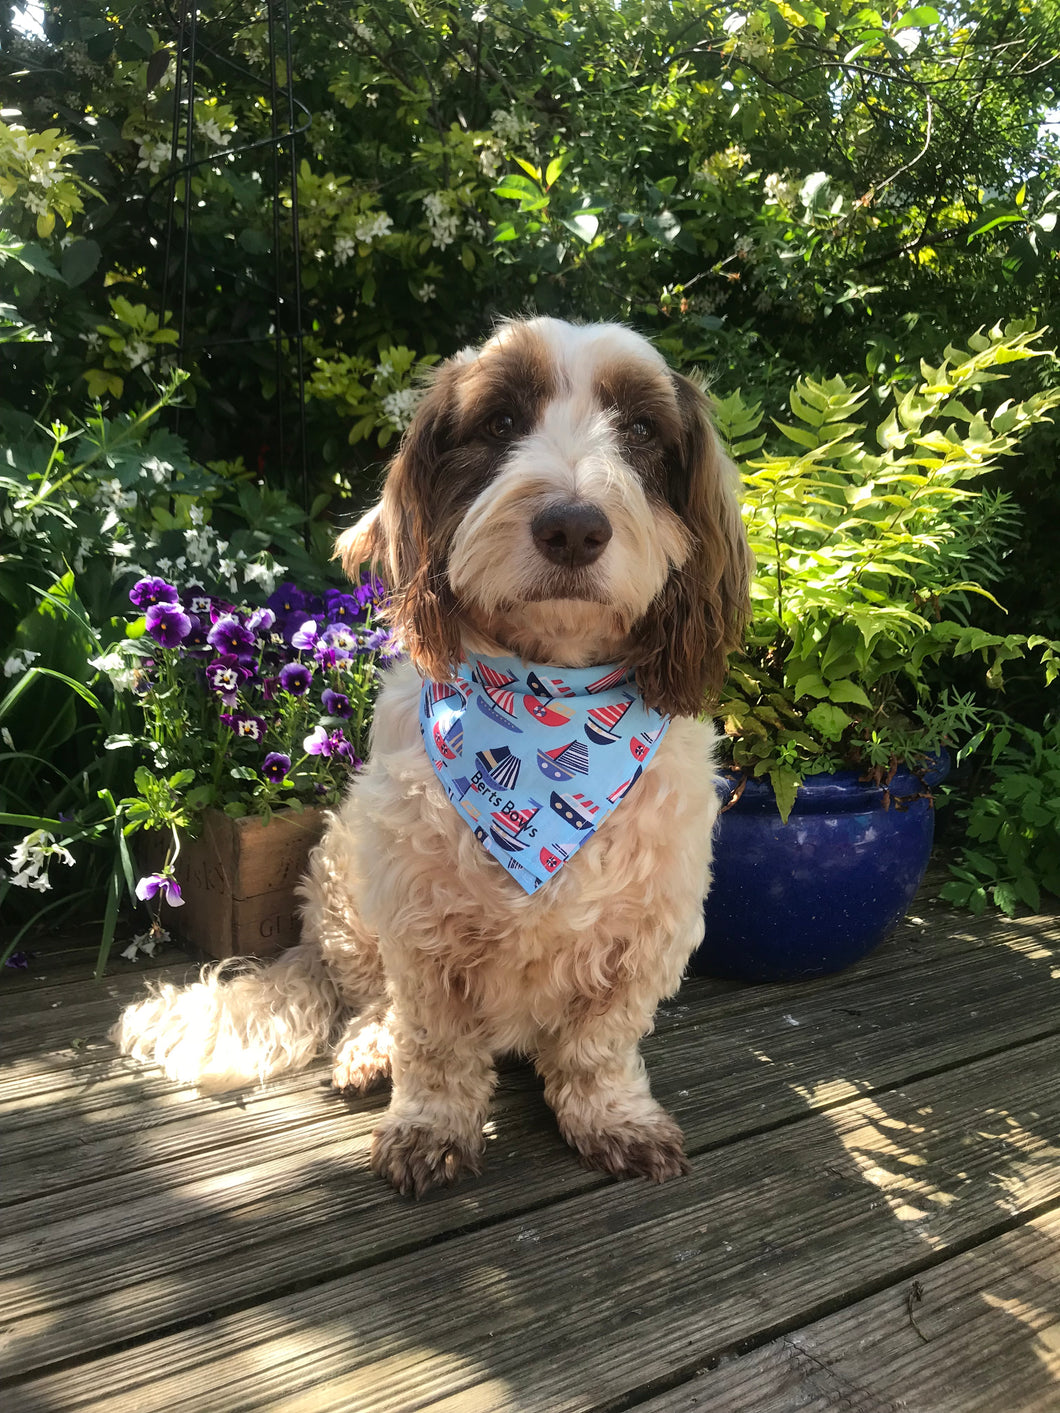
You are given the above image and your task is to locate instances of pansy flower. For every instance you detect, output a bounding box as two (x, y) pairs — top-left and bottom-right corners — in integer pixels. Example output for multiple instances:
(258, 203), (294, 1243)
(207, 615), (257, 658)
(221, 712), (267, 742)
(261, 751), (292, 782)
(205, 654), (249, 706)
(130, 576), (179, 609)
(321, 687), (353, 719)
(145, 601), (192, 648)
(303, 723), (332, 756)
(324, 591), (360, 623)
(291, 619), (320, 652)
(320, 623), (359, 660)
(267, 582), (308, 616)
(247, 606), (276, 635)
(135, 871), (184, 907)
(279, 661), (312, 697)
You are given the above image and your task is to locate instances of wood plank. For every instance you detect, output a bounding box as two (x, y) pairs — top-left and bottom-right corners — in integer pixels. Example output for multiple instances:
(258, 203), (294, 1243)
(638, 1211), (1060, 1413)
(5, 914), (1059, 1211)
(4, 1034), (1060, 1401)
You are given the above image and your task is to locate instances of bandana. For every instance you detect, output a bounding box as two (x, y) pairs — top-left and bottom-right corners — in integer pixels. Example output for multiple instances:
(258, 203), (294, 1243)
(419, 653), (671, 894)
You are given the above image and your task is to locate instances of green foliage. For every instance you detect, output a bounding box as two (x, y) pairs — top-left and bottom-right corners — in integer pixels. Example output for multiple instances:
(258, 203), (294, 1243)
(941, 721), (1060, 916)
(718, 323), (1060, 818)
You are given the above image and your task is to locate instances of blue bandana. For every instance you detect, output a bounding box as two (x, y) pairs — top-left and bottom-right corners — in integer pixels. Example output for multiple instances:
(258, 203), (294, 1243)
(419, 653), (671, 894)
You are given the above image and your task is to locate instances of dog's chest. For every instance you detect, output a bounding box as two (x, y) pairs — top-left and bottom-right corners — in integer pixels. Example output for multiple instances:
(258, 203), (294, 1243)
(353, 669), (718, 1030)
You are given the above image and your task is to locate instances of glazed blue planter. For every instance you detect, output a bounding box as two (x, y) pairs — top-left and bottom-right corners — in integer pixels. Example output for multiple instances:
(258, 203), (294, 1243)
(695, 764), (941, 983)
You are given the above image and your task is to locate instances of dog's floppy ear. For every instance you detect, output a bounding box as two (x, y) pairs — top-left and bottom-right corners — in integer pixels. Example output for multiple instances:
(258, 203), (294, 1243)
(335, 365), (464, 681)
(631, 372), (753, 718)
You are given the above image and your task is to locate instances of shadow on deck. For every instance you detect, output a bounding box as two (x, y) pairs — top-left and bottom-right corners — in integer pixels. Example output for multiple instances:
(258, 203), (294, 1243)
(1, 888), (1059, 1413)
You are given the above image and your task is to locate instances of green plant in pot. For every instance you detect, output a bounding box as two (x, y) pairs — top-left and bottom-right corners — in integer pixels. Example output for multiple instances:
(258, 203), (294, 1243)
(696, 322), (1060, 981)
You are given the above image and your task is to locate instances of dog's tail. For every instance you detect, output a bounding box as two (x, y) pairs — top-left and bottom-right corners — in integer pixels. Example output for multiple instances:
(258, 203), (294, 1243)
(110, 942), (344, 1093)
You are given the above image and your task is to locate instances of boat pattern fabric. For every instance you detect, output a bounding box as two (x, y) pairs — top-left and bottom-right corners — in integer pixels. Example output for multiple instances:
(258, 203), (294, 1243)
(418, 653), (671, 894)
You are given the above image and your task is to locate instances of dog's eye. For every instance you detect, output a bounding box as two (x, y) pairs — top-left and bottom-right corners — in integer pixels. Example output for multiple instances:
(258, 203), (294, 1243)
(625, 418), (655, 445)
(485, 411), (517, 440)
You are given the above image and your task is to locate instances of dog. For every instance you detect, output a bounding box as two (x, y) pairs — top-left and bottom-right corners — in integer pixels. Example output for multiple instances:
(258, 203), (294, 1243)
(112, 317), (752, 1196)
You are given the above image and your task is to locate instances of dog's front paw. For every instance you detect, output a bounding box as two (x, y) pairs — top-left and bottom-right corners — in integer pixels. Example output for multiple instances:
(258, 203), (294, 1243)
(569, 1110), (690, 1183)
(332, 1019), (392, 1095)
(370, 1118), (483, 1197)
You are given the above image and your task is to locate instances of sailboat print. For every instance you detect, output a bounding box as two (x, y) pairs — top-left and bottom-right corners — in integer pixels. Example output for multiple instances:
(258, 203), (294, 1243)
(630, 724), (665, 762)
(584, 694), (634, 746)
(536, 739), (590, 781)
(474, 662), (523, 733)
(489, 800), (542, 853)
(539, 841), (571, 874)
(474, 745), (521, 793)
(549, 791), (600, 831)
(606, 765), (642, 804)
(432, 715), (464, 760)
(586, 666), (629, 694)
(424, 680), (467, 715)
(525, 670), (575, 699)
(523, 694), (576, 727)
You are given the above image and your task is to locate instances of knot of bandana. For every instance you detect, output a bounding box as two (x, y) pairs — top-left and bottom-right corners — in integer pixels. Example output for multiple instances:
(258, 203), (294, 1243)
(419, 653), (671, 894)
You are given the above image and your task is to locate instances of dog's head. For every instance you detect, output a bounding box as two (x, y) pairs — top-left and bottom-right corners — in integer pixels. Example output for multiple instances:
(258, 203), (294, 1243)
(337, 317), (752, 717)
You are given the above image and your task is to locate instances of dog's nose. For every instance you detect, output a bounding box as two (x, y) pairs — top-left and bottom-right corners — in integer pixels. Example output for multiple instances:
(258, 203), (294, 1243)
(531, 503), (613, 568)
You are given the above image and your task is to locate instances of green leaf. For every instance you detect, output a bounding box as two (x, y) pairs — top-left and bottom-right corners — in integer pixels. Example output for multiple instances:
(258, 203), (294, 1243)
(544, 153), (570, 188)
(768, 768), (801, 824)
(60, 239), (101, 288)
(560, 213), (599, 242)
(805, 702), (853, 741)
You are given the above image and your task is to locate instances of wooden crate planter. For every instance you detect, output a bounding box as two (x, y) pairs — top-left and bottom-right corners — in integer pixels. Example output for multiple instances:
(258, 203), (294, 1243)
(140, 808), (326, 960)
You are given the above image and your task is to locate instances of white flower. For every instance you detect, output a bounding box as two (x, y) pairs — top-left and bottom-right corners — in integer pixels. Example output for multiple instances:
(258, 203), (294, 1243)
(199, 118), (231, 147)
(1, 728), (13, 749)
(7, 830), (74, 892)
(89, 651), (138, 692)
(3, 648), (40, 677)
(351, 21), (373, 42)
(364, 92), (378, 108)
(415, 283), (437, 302)
(490, 108), (531, 145)
(422, 192), (461, 249)
(334, 234), (356, 266)
(136, 139), (171, 174)
(353, 211), (393, 245)
(382, 386), (424, 432)
(376, 358), (394, 380)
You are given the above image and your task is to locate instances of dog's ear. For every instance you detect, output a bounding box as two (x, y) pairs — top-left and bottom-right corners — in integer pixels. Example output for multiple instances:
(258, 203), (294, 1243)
(335, 366), (465, 681)
(631, 372), (753, 718)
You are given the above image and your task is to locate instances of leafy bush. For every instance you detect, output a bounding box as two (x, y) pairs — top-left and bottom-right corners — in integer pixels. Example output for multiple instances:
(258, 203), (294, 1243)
(716, 322), (1060, 819)
(941, 721), (1060, 916)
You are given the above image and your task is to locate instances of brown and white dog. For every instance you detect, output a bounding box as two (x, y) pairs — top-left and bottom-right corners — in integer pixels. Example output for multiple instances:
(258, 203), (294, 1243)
(112, 317), (752, 1196)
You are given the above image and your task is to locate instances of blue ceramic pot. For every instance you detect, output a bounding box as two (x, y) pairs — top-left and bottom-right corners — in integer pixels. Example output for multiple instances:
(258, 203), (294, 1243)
(695, 763), (941, 983)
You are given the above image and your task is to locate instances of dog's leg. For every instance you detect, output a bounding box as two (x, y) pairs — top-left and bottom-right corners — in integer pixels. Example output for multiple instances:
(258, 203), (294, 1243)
(535, 1025), (689, 1182)
(331, 1000), (394, 1094)
(370, 979), (495, 1197)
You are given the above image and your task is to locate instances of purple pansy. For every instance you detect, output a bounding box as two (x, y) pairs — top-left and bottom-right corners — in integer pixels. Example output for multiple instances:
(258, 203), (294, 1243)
(303, 724), (331, 756)
(267, 582), (308, 616)
(324, 591), (360, 623)
(205, 655), (249, 706)
(207, 615), (256, 658)
(221, 712), (267, 742)
(145, 601), (192, 648)
(261, 751), (292, 782)
(279, 661), (312, 697)
(247, 606), (276, 635)
(321, 687), (353, 719)
(319, 623), (359, 661)
(135, 872), (185, 907)
(291, 618), (320, 651)
(130, 576), (179, 609)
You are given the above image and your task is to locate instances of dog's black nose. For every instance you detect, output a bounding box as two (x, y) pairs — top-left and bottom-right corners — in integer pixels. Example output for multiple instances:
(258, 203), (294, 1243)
(531, 503), (613, 568)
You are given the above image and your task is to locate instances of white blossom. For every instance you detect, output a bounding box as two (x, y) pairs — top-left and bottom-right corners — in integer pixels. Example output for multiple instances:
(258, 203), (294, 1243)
(7, 830), (75, 892)
(382, 386), (424, 431)
(353, 211), (393, 244)
(415, 283), (436, 302)
(334, 234), (357, 265)
(3, 648), (40, 677)
(422, 192), (461, 249)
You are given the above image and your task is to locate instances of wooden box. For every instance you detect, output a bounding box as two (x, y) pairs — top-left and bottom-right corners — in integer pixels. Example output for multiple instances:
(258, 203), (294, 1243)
(140, 808), (326, 960)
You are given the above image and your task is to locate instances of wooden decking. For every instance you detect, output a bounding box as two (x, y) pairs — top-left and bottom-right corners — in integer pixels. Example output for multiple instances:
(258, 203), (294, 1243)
(2, 890), (1059, 1413)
